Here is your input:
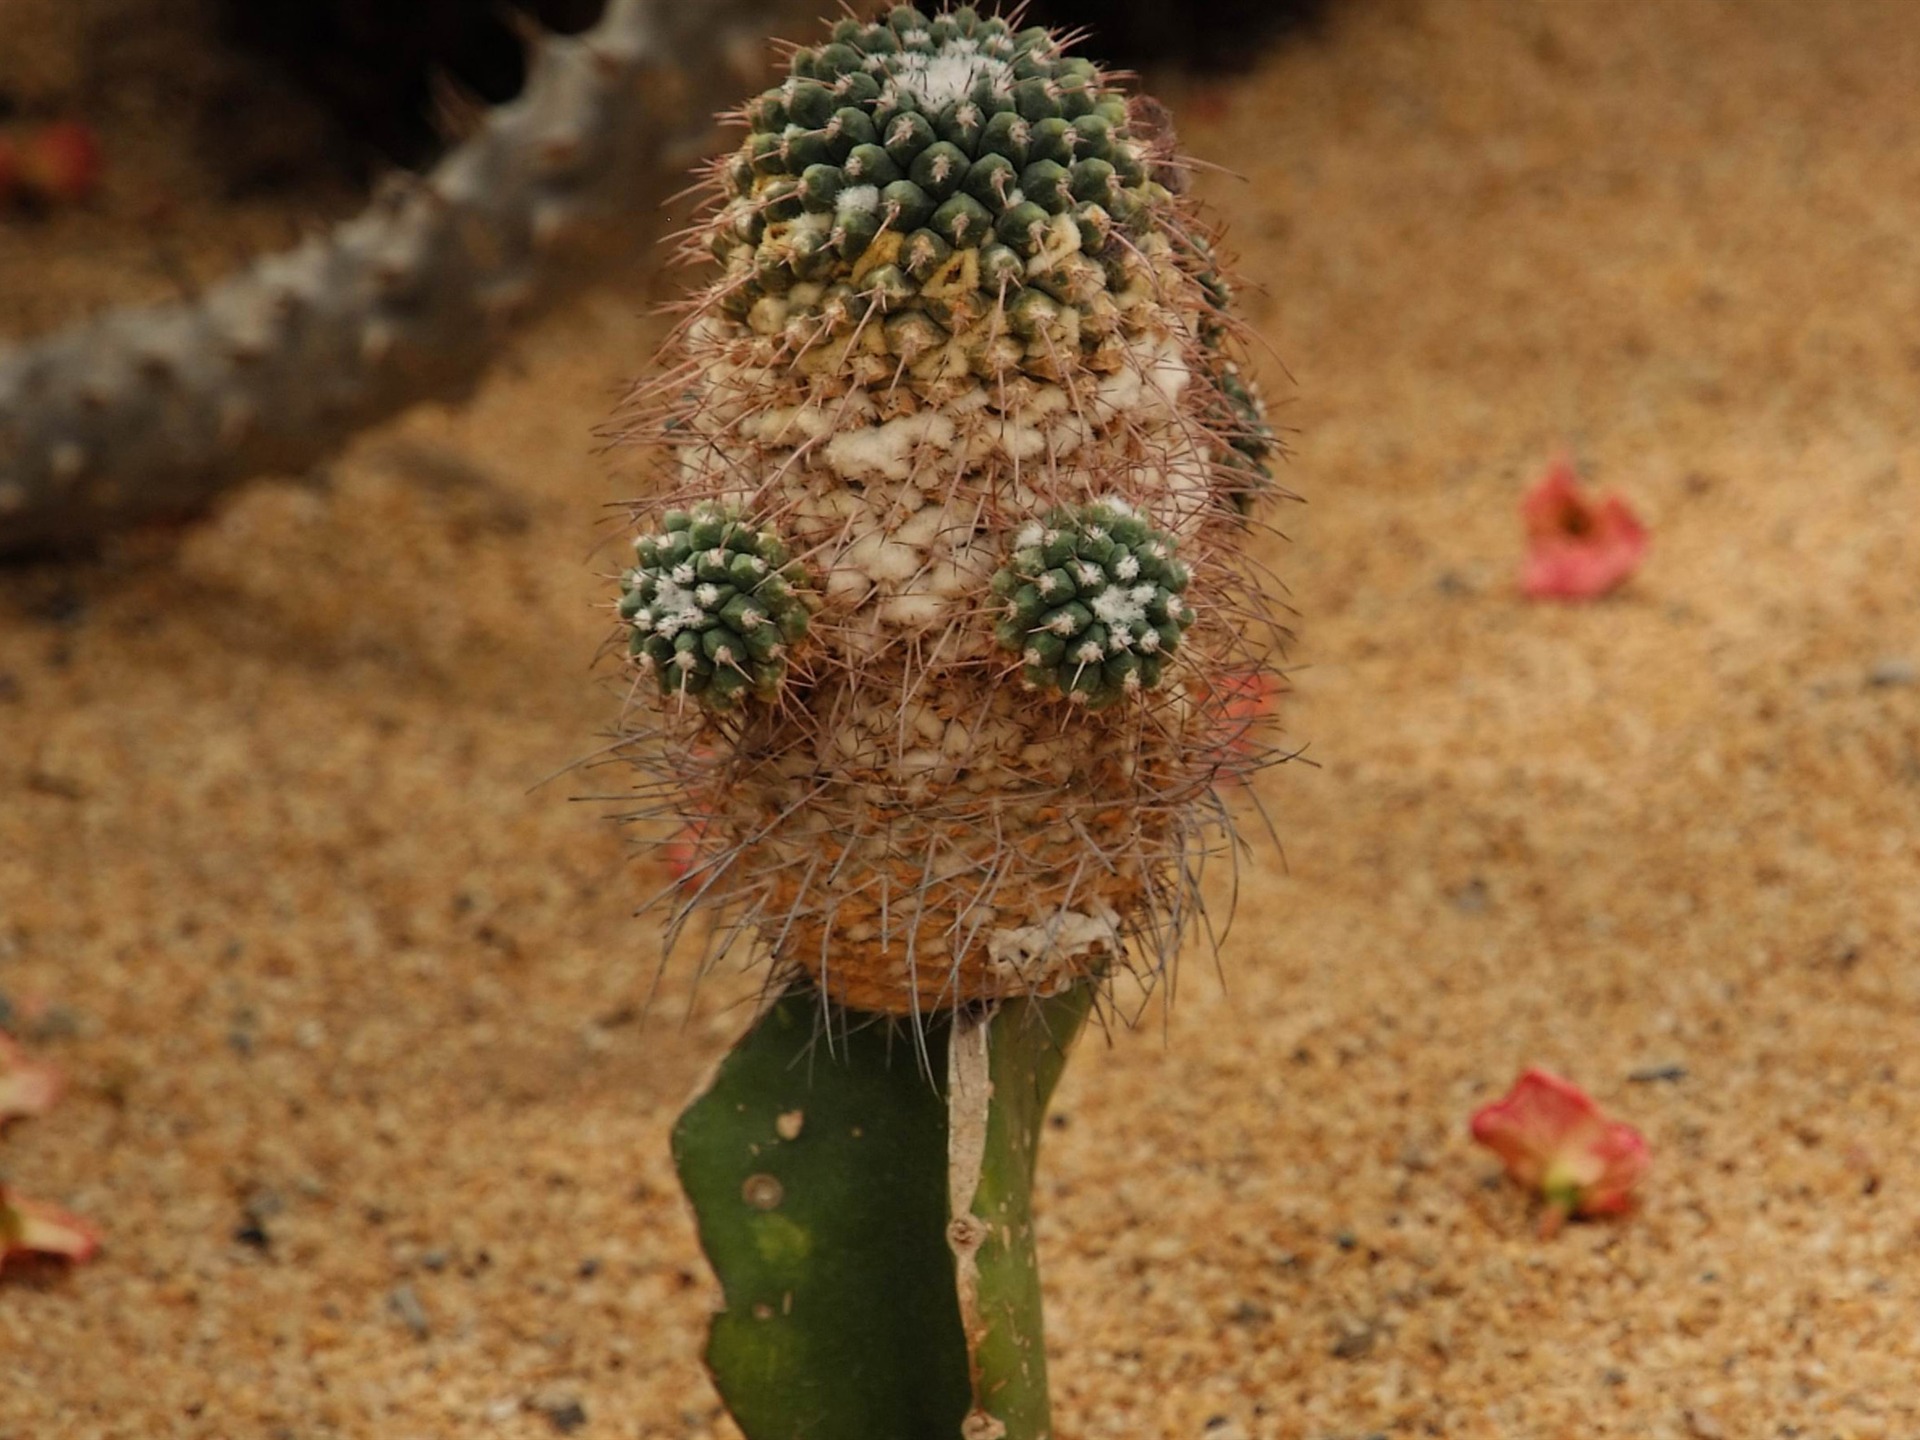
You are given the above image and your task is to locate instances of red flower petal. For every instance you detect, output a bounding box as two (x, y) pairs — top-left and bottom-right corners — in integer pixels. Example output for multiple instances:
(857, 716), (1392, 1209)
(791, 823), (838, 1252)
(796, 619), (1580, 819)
(1471, 1068), (1650, 1230)
(0, 1188), (100, 1273)
(16, 121), (102, 206)
(1519, 459), (1648, 601)
(0, 1032), (62, 1123)
(1188, 666), (1278, 784)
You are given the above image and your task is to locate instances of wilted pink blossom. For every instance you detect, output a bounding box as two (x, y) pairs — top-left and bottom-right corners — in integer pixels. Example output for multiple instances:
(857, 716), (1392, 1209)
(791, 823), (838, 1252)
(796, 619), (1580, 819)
(0, 1187), (100, 1274)
(1519, 459), (1648, 600)
(0, 1032), (61, 1124)
(16, 121), (102, 206)
(1471, 1068), (1651, 1235)
(1191, 666), (1277, 785)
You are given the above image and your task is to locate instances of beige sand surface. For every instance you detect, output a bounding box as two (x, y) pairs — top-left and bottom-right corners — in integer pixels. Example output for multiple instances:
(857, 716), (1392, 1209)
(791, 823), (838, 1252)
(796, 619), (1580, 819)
(4, 2), (1919, 1436)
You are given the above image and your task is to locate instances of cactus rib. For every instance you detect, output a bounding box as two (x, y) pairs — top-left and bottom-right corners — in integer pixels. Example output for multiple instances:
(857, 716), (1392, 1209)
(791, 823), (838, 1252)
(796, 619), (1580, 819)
(0, 0), (830, 557)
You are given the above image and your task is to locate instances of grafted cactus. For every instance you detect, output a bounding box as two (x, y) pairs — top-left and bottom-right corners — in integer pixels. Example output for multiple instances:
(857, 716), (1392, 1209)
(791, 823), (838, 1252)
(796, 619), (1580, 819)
(0, 0), (829, 557)
(638, 7), (1285, 1436)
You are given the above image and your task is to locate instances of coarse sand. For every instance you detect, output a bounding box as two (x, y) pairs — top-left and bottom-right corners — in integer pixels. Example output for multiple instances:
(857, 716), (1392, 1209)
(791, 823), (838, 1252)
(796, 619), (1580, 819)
(3, 1), (1919, 1436)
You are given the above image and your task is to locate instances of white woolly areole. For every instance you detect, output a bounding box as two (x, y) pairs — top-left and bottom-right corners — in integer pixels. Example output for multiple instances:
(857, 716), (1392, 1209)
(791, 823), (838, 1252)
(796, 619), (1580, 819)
(835, 184), (881, 216)
(822, 411), (958, 481)
(645, 575), (706, 636)
(986, 903), (1123, 984)
(882, 38), (1013, 109)
(1091, 582), (1157, 632)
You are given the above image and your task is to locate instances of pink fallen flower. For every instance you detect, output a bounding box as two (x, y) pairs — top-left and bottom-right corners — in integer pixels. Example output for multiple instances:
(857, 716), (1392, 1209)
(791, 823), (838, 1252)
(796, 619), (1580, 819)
(15, 120), (102, 207)
(1519, 458), (1648, 600)
(0, 1032), (61, 1124)
(0, 1187), (100, 1274)
(1471, 1068), (1651, 1236)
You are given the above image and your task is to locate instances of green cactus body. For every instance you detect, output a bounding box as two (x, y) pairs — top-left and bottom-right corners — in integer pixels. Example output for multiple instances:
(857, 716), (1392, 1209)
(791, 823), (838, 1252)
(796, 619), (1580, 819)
(672, 991), (974, 1438)
(622, 3), (1280, 1017)
(673, 983), (1094, 1440)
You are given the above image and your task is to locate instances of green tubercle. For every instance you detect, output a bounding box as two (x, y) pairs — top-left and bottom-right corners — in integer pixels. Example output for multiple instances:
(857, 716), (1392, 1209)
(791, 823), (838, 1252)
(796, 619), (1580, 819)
(619, 503), (811, 710)
(991, 499), (1194, 708)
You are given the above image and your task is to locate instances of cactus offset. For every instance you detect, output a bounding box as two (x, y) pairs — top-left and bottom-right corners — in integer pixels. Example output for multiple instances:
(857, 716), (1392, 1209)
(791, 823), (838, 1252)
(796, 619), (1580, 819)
(989, 498), (1195, 708)
(622, 4), (1281, 1018)
(620, 503), (814, 708)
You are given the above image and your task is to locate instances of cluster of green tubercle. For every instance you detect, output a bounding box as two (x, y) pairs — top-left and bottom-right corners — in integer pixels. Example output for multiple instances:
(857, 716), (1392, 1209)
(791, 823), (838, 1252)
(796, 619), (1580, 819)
(713, 7), (1152, 350)
(619, 505), (811, 708)
(709, 2), (1278, 497)
(992, 501), (1194, 708)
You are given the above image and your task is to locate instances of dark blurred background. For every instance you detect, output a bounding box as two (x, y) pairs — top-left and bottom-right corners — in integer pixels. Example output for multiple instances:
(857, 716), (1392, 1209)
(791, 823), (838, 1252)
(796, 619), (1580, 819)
(225, 0), (1331, 172)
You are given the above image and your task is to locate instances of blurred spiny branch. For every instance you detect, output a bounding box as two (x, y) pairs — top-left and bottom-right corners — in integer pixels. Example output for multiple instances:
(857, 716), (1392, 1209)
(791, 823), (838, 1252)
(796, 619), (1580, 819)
(0, 0), (827, 557)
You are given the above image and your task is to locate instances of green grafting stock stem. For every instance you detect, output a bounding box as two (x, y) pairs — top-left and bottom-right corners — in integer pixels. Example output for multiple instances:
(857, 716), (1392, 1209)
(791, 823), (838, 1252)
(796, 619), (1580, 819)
(949, 984), (1096, 1439)
(673, 984), (1093, 1440)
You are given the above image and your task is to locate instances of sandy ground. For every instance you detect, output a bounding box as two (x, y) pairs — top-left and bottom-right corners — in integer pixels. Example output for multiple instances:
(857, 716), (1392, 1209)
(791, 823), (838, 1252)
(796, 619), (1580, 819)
(4, 1), (1920, 1436)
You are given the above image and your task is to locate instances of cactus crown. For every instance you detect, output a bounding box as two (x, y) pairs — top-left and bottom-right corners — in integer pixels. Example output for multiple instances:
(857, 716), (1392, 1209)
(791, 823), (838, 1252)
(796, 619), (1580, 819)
(617, 4), (1285, 1015)
(717, 5), (1152, 361)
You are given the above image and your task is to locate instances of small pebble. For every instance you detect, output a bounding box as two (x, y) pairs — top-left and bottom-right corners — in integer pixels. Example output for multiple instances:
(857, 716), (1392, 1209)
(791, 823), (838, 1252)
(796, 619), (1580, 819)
(1226, 1299), (1272, 1326)
(29, 1005), (81, 1041)
(1449, 878), (1489, 914)
(529, 1391), (588, 1435)
(1867, 657), (1915, 688)
(1330, 1320), (1377, 1360)
(1628, 1063), (1688, 1083)
(388, 1283), (430, 1339)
